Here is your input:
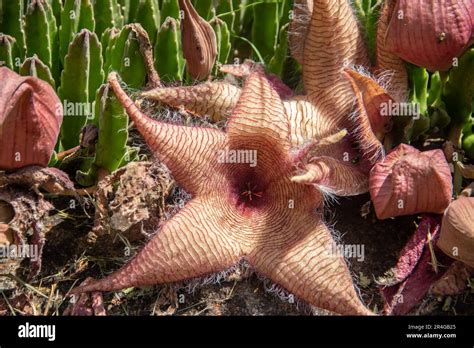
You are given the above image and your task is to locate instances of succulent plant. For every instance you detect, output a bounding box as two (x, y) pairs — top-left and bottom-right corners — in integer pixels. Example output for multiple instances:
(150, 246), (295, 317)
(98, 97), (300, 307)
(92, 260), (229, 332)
(211, 17), (231, 68)
(215, 0), (235, 33)
(369, 143), (453, 219)
(0, 67), (62, 170)
(353, 0), (382, 63)
(267, 23), (289, 77)
(192, 0), (212, 20)
(59, 0), (95, 63)
(108, 24), (148, 88)
(19, 55), (56, 88)
(160, 0), (180, 24)
(92, 0), (123, 39)
(132, 0), (160, 44)
(48, 0), (64, 24)
(58, 29), (104, 150)
(76, 83), (129, 186)
(251, 0), (279, 63)
(463, 121), (474, 159)
(77, 24), (150, 186)
(444, 48), (474, 144)
(154, 17), (184, 82)
(100, 26), (119, 68)
(72, 71), (374, 316)
(24, 0), (59, 84)
(0, 33), (22, 72)
(0, 0), (25, 56)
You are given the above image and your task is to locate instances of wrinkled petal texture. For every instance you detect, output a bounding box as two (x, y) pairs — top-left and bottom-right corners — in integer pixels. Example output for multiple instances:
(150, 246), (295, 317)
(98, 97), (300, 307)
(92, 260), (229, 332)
(375, 0), (408, 101)
(385, 0), (474, 71)
(289, 0), (314, 64)
(303, 0), (369, 119)
(179, 0), (217, 80)
(437, 196), (474, 267)
(0, 68), (62, 170)
(370, 144), (452, 219)
(75, 72), (371, 315)
(141, 81), (241, 122)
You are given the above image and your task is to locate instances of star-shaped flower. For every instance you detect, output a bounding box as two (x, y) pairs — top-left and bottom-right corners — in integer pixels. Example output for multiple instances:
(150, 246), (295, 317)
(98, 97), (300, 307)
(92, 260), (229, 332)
(72, 0), (408, 315)
(72, 70), (372, 315)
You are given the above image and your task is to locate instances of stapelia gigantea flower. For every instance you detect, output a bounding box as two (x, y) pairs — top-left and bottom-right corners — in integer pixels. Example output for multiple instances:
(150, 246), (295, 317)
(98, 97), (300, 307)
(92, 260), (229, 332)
(0, 67), (62, 170)
(71, 71), (374, 316)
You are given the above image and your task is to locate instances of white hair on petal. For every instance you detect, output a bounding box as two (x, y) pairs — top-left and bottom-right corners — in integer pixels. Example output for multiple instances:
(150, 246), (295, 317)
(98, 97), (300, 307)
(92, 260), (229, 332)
(348, 64), (393, 93)
(179, 259), (251, 294)
(349, 106), (386, 163)
(314, 184), (340, 207)
(256, 273), (315, 314)
(321, 207), (369, 310)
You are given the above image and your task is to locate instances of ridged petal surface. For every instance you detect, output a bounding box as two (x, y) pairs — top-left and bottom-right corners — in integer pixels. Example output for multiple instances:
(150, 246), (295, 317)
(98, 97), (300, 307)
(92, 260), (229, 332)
(385, 0), (474, 72)
(0, 67), (62, 170)
(141, 82), (241, 122)
(344, 68), (391, 163)
(251, 214), (372, 315)
(288, 0), (314, 64)
(370, 144), (453, 220)
(72, 196), (244, 292)
(438, 197), (474, 267)
(375, 0), (408, 101)
(109, 73), (226, 195)
(74, 72), (371, 315)
(303, 0), (369, 118)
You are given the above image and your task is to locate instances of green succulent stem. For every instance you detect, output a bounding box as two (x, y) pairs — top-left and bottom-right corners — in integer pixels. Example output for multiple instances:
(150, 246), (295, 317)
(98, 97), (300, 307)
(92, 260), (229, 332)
(0, 34), (22, 72)
(58, 29), (104, 150)
(24, 0), (59, 83)
(19, 55), (56, 88)
(155, 16), (183, 82)
(76, 83), (129, 186)
(251, 0), (278, 63)
(0, 0), (25, 56)
(59, 0), (95, 63)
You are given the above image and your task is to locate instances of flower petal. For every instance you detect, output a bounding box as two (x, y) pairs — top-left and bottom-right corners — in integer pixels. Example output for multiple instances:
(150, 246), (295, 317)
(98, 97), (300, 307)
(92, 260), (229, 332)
(109, 72), (226, 195)
(250, 216), (372, 315)
(71, 196), (243, 294)
(303, 0), (369, 118)
(141, 81), (241, 122)
(374, 0), (408, 101)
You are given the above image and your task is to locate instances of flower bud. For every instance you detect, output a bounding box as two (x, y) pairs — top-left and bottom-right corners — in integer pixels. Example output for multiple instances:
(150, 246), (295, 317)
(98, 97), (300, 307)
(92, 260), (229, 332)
(0, 67), (62, 170)
(369, 144), (452, 219)
(385, 0), (474, 71)
(179, 0), (217, 80)
(438, 197), (474, 267)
